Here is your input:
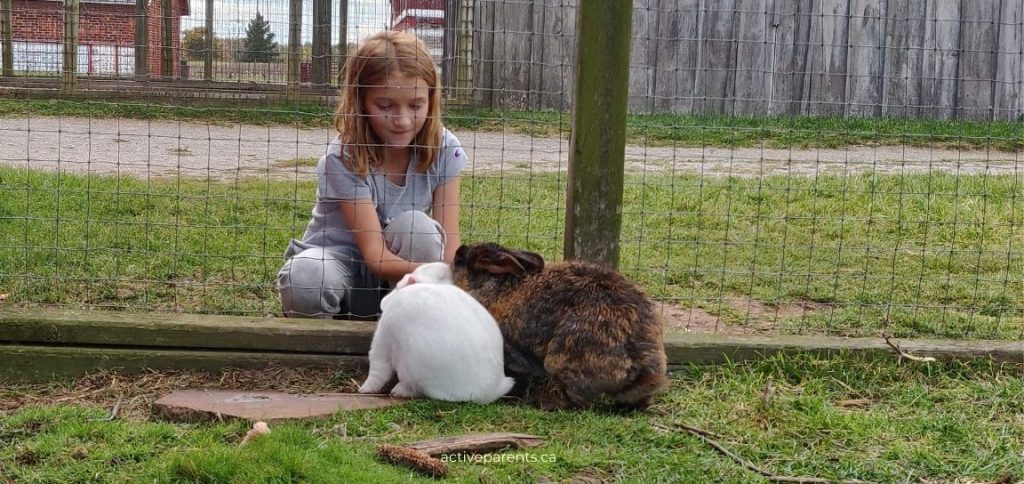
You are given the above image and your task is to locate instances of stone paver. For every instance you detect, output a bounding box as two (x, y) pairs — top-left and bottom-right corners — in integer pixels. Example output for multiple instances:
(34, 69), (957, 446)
(153, 389), (406, 422)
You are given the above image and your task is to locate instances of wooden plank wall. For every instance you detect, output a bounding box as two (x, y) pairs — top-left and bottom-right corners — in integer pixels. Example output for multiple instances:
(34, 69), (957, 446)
(473, 0), (1024, 119)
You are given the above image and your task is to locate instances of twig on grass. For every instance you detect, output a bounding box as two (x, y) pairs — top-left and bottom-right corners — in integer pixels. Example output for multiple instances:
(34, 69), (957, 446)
(652, 421), (724, 440)
(377, 444), (448, 477)
(882, 336), (937, 363)
(90, 395), (126, 422)
(656, 422), (876, 484)
(375, 433), (544, 478)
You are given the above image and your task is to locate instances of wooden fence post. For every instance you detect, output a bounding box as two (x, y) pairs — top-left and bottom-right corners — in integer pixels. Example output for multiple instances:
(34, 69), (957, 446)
(204, 0), (213, 80)
(338, 0), (348, 82)
(455, 0), (474, 104)
(134, 0), (148, 80)
(287, 0), (301, 101)
(161, 0), (172, 78)
(1, 0), (13, 77)
(563, 1), (632, 268)
(62, 0), (80, 93)
(312, 0), (330, 86)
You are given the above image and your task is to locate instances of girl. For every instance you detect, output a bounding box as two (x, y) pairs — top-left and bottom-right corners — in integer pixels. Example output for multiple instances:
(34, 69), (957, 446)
(277, 30), (466, 319)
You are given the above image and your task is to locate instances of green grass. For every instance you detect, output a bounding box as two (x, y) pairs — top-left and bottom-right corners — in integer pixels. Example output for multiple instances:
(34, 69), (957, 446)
(2, 99), (1021, 151)
(0, 166), (1020, 339)
(271, 157), (320, 169)
(2, 354), (1022, 482)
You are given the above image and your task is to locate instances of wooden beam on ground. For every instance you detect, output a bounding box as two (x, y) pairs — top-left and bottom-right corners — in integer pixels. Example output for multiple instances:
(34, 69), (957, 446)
(564, 0), (632, 268)
(1, 309), (1021, 383)
(287, 0), (302, 102)
(312, 0), (331, 86)
(62, 0), (80, 93)
(204, 0), (213, 80)
(134, 0), (148, 80)
(0, 308), (374, 354)
(0, 344), (365, 383)
(664, 333), (1024, 367)
(1, 0), (13, 77)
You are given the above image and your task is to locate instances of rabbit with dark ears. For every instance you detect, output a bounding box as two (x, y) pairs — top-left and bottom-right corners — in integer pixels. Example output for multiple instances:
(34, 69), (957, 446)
(452, 243), (669, 410)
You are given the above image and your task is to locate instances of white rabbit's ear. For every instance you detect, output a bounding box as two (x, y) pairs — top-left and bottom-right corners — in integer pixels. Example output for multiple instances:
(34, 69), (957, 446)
(394, 274), (416, 290)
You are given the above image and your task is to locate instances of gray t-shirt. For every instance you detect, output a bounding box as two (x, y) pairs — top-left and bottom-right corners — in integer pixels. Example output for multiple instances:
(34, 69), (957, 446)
(298, 128), (467, 250)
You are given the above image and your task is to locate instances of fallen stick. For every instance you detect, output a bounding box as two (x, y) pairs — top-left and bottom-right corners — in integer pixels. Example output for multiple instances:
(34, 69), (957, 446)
(883, 336), (937, 363)
(375, 433), (545, 477)
(90, 395), (125, 422)
(657, 422), (876, 484)
(405, 433), (545, 455)
(377, 445), (448, 477)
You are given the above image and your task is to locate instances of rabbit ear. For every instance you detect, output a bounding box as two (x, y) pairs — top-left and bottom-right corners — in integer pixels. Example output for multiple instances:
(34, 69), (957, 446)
(473, 251), (526, 275)
(508, 249), (544, 274)
(474, 248), (544, 276)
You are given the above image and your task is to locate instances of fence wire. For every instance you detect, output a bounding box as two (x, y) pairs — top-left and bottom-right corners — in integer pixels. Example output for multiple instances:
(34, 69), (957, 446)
(0, 0), (1020, 341)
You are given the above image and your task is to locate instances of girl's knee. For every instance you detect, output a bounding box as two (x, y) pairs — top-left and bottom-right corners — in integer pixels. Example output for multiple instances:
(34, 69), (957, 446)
(277, 248), (352, 318)
(384, 211), (445, 262)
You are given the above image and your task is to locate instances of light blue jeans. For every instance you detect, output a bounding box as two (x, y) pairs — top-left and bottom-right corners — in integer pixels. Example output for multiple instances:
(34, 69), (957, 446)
(277, 210), (445, 319)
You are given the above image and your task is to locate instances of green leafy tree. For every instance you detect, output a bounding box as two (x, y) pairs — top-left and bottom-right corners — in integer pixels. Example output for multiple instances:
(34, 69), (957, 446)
(240, 12), (278, 62)
(182, 27), (209, 61)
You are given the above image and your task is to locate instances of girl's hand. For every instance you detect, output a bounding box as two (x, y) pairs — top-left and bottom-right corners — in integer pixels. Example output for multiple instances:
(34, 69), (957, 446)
(338, 199), (418, 283)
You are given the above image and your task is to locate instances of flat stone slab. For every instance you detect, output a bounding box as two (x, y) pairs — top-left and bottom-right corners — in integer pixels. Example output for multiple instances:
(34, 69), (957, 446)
(153, 390), (407, 422)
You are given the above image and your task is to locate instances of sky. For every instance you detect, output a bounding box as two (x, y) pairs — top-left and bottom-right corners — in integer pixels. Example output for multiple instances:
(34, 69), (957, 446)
(184, 0), (391, 45)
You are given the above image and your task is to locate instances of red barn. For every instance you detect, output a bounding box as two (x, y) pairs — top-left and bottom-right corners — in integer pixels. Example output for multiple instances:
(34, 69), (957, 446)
(390, 0), (444, 58)
(6, 0), (190, 78)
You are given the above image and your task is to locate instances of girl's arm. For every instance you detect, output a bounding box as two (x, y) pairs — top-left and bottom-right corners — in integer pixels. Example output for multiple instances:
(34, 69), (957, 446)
(432, 177), (461, 264)
(338, 198), (418, 283)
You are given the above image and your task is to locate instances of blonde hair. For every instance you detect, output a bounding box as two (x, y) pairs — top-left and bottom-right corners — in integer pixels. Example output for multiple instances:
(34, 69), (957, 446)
(334, 30), (443, 177)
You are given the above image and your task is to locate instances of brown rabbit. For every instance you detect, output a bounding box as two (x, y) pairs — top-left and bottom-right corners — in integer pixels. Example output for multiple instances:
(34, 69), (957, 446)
(452, 242), (669, 410)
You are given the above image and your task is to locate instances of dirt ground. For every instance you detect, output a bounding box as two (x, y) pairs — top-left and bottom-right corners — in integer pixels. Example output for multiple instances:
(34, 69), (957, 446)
(1, 116), (1020, 180)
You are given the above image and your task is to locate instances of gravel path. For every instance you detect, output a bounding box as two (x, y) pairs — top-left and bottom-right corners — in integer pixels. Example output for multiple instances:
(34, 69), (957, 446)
(1, 116), (1020, 179)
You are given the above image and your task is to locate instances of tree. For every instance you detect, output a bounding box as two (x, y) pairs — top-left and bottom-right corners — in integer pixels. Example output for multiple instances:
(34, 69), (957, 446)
(182, 27), (209, 61)
(240, 12), (278, 62)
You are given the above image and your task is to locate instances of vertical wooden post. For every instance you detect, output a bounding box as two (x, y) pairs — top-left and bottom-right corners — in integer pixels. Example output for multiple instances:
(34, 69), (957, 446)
(455, 0), (475, 104)
(204, 0), (213, 80)
(312, 0), (330, 86)
(337, 0), (347, 83)
(1, 0), (13, 77)
(134, 0), (148, 80)
(287, 0), (301, 101)
(62, 0), (80, 93)
(442, 0), (457, 93)
(161, 0), (172, 78)
(563, 1), (632, 268)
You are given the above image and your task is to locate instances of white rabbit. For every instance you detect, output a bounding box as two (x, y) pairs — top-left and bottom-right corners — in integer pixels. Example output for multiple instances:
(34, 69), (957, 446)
(357, 262), (515, 404)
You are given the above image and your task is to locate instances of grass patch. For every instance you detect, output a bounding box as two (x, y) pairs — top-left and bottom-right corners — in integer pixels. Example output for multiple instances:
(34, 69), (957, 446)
(271, 157), (319, 169)
(1, 354), (1022, 482)
(0, 166), (1020, 339)
(2, 99), (1021, 151)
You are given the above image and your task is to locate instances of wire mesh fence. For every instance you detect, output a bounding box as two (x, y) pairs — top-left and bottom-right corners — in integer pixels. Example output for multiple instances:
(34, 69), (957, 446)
(0, 0), (1021, 341)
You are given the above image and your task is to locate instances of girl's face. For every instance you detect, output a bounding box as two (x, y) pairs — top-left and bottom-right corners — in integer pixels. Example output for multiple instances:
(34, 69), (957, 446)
(363, 74), (430, 150)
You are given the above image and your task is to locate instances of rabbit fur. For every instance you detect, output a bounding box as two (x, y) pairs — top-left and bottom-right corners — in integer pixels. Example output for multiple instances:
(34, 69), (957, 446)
(358, 262), (515, 404)
(451, 243), (669, 410)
